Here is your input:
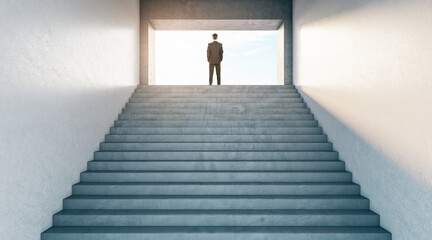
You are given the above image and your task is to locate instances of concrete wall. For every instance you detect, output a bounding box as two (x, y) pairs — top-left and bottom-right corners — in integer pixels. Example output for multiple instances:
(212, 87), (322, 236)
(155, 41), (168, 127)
(140, 0), (293, 85)
(0, 1), (140, 239)
(293, 0), (432, 239)
(277, 23), (285, 85)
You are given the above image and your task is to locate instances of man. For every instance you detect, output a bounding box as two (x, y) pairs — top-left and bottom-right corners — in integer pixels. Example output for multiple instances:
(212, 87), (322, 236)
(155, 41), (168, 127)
(207, 33), (223, 85)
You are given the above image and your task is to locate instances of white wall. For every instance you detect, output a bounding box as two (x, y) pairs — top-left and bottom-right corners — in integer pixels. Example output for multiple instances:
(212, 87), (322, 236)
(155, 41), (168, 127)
(293, 0), (432, 239)
(0, 1), (140, 239)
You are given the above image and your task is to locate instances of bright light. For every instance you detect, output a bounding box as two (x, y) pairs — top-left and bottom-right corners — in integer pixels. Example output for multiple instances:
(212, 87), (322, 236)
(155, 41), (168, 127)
(155, 31), (277, 85)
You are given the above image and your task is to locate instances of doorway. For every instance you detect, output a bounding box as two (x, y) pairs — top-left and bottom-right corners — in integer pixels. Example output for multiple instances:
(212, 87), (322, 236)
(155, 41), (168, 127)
(142, 19), (289, 85)
(154, 30), (278, 85)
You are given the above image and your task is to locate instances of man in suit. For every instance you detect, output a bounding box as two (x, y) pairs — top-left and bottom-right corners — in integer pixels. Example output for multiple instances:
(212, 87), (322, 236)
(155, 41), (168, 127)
(207, 33), (224, 85)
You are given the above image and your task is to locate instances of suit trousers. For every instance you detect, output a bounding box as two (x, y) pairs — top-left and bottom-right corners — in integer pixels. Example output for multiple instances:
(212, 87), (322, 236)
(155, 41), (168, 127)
(209, 63), (221, 85)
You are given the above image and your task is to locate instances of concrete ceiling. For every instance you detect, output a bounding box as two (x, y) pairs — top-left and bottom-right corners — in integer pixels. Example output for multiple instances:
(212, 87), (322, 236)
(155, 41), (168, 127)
(149, 19), (283, 30)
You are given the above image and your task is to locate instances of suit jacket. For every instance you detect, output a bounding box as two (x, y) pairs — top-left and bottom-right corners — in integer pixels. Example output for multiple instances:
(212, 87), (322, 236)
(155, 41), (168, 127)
(207, 41), (224, 64)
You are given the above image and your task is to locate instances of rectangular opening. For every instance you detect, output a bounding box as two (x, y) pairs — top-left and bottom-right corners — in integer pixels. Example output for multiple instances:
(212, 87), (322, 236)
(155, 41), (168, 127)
(154, 30), (279, 85)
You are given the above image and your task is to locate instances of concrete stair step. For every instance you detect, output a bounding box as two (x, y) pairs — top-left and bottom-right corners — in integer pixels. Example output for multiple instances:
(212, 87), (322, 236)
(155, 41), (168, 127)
(123, 107), (311, 114)
(63, 195), (369, 210)
(129, 98), (303, 103)
(99, 142), (333, 151)
(42, 226), (391, 240)
(72, 182), (360, 196)
(137, 85), (296, 89)
(114, 120), (319, 127)
(44, 226), (391, 240)
(126, 102), (306, 108)
(132, 93), (301, 98)
(104, 134), (328, 143)
(87, 160), (345, 171)
(53, 209), (379, 227)
(80, 171), (352, 183)
(134, 89), (299, 94)
(109, 127), (323, 135)
(94, 151), (338, 161)
(118, 113), (314, 121)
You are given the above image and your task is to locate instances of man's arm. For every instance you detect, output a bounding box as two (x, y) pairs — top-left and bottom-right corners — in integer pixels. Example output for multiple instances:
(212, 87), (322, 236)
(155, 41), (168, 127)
(220, 44), (224, 62)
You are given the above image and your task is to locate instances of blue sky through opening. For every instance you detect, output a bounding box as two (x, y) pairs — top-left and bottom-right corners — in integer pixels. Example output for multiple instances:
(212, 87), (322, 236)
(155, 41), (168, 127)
(155, 31), (277, 85)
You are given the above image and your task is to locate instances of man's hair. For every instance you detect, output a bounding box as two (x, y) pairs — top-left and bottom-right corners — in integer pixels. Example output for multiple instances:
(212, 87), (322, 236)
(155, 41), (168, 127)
(212, 33), (218, 40)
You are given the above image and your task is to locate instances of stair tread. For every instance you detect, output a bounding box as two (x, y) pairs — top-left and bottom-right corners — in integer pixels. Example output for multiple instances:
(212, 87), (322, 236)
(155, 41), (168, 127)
(44, 226), (390, 234)
(66, 195), (366, 199)
(74, 182), (357, 186)
(56, 209), (376, 215)
(110, 127), (321, 129)
(111, 127), (320, 128)
(101, 142), (328, 144)
(83, 170), (348, 173)
(96, 150), (338, 152)
(130, 97), (302, 99)
(137, 85), (295, 87)
(116, 120), (315, 121)
(90, 160), (340, 162)
(109, 134), (325, 137)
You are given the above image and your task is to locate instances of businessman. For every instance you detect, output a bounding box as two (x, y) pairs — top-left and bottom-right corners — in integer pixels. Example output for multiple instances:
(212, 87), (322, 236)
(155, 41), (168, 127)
(207, 33), (223, 85)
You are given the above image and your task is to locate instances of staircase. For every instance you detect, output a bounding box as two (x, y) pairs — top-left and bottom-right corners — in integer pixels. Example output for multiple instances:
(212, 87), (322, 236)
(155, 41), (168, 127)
(42, 85), (391, 240)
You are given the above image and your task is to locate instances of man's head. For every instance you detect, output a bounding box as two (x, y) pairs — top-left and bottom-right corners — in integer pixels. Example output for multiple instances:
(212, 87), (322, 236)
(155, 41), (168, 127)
(212, 33), (218, 40)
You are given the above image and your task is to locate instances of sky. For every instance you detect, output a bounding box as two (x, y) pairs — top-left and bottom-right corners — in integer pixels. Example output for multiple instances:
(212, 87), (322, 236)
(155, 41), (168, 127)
(155, 30), (278, 85)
